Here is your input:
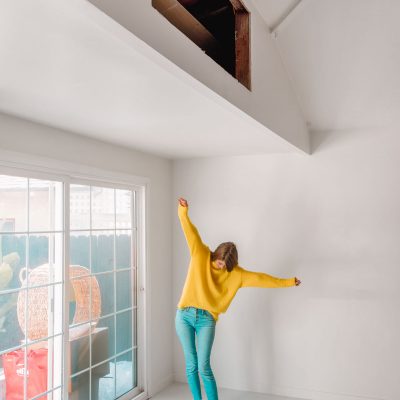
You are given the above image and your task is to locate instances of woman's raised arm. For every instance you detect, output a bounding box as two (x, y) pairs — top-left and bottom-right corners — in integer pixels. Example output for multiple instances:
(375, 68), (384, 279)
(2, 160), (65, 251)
(178, 198), (206, 256)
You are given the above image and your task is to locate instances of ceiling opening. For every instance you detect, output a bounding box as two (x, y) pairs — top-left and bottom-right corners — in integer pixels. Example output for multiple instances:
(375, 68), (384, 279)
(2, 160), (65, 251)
(152, 0), (251, 90)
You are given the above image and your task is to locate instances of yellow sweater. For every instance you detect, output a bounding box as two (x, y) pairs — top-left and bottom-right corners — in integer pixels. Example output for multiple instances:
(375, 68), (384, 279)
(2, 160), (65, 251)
(176, 204), (296, 322)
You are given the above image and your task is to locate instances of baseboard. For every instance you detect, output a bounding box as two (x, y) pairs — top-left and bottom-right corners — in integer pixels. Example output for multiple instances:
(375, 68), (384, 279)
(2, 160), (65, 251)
(271, 384), (385, 400)
(147, 374), (174, 398)
(173, 372), (383, 400)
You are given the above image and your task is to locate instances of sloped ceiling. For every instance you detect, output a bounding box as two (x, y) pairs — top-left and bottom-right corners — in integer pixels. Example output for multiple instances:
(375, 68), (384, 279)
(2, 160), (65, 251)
(252, 0), (400, 132)
(0, 0), (306, 160)
(1, 0), (394, 160)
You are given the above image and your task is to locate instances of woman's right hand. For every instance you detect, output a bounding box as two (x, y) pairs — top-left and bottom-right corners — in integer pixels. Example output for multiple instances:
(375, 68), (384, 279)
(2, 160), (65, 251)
(178, 197), (188, 207)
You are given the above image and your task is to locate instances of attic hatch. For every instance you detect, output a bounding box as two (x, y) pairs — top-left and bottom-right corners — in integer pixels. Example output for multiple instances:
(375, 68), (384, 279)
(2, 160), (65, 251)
(152, 0), (251, 90)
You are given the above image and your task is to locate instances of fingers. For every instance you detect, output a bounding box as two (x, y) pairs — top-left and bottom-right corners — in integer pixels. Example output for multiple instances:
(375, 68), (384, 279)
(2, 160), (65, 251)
(178, 197), (188, 207)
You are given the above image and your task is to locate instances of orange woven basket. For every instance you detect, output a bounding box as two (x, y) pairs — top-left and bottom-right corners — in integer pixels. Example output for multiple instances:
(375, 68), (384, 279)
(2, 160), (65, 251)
(17, 264), (101, 341)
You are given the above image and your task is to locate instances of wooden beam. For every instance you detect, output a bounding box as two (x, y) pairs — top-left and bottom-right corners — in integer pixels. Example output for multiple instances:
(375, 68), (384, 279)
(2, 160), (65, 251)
(229, 1), (251, 90)
(235, 11), (251, 90)
(229, 0), (247, 13)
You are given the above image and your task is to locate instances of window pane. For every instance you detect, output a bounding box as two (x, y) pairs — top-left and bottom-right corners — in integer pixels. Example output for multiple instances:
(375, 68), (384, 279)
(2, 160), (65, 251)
(27, 233), (63, 286)
(0, 175), (27, 232)
(1, 347), (27, 397)
(91, 232), (114, 273)
(29, 179), (63, 232)
(0, 233), (26, 292)
(21, 284), (63, 342)
(70, 231), (90, 276)
(70, 370), (90, 398)
(91, 187), (115, 230)
(116, 350), (135, 397)
(70, 331), (90, 376)
(92, 315), (114, 365)
(25, 335), (63, 396)
(70, 184), (90, 230)
(96, 273), (114, 317)
(69, 272), (98, 330)
(93, 361), (114, 400)
(116, 189), (131, 229)
(116, 311), (132, 354)
(0, 291), (24, 354)
(116, 231), (131, 270)
(116, 270), (132, 311)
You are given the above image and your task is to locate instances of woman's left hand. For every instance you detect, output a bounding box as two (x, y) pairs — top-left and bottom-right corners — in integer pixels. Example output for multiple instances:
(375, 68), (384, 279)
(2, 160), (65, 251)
(295, 277), (301, 286)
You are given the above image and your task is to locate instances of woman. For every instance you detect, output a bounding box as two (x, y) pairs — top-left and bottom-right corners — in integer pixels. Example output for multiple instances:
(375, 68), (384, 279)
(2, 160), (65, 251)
(175, 197), (301, 400)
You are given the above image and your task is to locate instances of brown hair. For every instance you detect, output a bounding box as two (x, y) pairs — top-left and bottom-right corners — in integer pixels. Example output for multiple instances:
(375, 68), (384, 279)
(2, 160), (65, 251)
(210, 242), (238, 272)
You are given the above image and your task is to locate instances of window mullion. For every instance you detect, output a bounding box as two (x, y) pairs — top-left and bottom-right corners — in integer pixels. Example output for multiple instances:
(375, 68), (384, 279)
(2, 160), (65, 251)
(63, 180), (71, 400)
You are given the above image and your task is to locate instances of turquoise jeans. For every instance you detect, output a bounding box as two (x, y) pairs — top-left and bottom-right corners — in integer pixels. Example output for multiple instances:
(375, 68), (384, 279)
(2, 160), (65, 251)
(175, 306), (218, 400)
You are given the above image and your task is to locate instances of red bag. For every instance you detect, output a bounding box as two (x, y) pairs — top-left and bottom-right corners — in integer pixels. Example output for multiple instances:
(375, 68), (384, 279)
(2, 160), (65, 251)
(2, 348), (48, 400)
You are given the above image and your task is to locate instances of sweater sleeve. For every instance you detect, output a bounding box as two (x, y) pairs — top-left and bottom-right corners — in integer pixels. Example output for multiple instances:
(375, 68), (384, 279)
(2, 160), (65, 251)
(178, 204), (206, 255)
(239, 266), (296, 288)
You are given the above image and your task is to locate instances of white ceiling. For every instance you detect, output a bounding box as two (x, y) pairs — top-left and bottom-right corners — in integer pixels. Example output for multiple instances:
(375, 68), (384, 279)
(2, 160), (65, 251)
(250, 0), (301, 31)
(252, 0), (400, 132)
(1, 0), (397, 160)
(0, 0), (297, 160)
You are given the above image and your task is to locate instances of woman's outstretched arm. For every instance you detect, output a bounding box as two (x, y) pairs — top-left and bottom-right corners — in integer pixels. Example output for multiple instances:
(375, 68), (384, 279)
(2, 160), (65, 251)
(178, 198), (206, 256)
(238, 265), (298, 288)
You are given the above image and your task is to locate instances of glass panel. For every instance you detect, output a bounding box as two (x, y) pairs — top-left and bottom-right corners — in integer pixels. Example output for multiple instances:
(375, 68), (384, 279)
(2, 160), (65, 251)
(92, 316), (115, 365)
(0, 233), (27, 291)
(116, 350), (135, 398)
(116, 311), (132, 354)
(70, 371), (90, 399)
(24, 284), (63, 342)
(29, 179), (63, 232)
(24, 283), (48, 341)
(116, 190), (131, 229)
(115, 231), (131, 270)
(1, 347), (27, 398)
(26, 336), (63, 398)
(70, 331), (90, 376)
(91, 187), (115, 230)
(96, 273), (114, 317)
(91, 232), (114, 273)
(0, 291), (24, 354)
(69, 274), (93, 333)
(93, 361), (114, 400)
(27, 233), (63, 287)
(0, 175), (27, 233)
(70, 184), (90, 230)
(70, 231), (90, 274)
(116, 270), (132, 312)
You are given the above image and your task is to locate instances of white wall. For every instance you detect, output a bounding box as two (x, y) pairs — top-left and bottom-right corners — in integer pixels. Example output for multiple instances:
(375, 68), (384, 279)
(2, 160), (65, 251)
(172, 127), (400, 400)
(0, 112), (174, 397)
(87, 0), (310, 153)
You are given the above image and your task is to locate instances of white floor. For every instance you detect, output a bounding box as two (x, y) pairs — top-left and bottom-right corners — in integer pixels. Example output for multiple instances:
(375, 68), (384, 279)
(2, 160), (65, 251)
(149, 382), (305, 400)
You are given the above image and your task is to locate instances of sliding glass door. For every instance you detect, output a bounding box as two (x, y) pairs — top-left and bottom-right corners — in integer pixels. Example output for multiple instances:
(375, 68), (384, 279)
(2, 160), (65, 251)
(68, 183), (137, 400)
(0, 175), (64, 400)
(0, 172), (141, 400)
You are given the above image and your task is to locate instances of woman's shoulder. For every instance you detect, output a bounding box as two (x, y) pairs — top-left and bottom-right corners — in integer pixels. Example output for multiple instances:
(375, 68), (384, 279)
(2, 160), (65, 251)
(191, 243), (211, 259)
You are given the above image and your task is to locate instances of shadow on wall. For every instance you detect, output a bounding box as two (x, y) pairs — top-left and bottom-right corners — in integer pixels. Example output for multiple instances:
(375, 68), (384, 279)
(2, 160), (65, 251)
(309, 125), (388, 154)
